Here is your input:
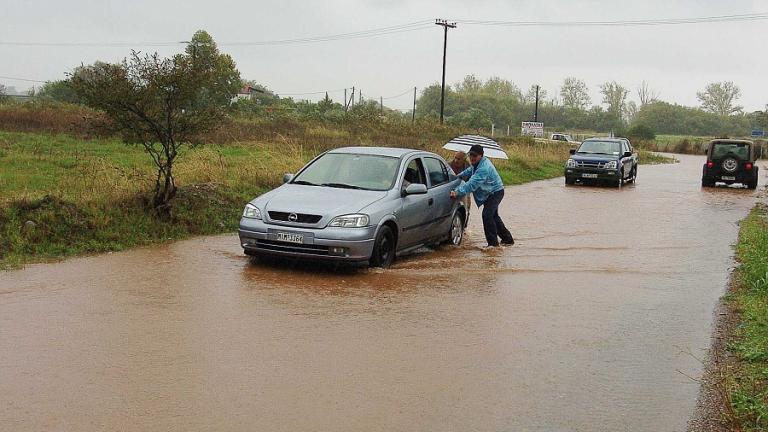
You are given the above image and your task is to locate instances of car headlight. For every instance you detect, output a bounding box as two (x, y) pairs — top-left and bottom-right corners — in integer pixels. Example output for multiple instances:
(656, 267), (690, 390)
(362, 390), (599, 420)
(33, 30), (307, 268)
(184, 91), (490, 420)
(566, 158), (578, 168)
(328, 214), (370, 228)
(604, 161), (618, 170)
(242, 203), (262, 219)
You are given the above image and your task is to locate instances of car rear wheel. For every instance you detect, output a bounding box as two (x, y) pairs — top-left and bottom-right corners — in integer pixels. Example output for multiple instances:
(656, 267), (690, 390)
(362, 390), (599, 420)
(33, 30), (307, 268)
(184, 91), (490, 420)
(447, 212), (465, 246)
(702, 178), (715, 188)
(370, 226), (395, 268)
(747, 177), (758, 190)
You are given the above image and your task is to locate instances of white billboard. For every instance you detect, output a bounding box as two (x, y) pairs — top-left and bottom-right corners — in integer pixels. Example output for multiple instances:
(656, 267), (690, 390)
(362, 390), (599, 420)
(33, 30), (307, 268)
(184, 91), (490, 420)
(521, 121), (544, 137)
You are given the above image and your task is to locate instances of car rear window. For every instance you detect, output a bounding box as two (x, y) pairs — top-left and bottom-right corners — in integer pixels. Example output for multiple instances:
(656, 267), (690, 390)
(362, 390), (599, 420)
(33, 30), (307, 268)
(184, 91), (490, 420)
(712, 143), (750, 160)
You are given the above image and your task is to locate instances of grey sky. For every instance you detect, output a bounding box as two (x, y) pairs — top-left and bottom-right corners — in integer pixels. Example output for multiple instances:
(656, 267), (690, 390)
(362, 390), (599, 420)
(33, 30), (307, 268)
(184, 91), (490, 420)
(2, 0), (767, 111)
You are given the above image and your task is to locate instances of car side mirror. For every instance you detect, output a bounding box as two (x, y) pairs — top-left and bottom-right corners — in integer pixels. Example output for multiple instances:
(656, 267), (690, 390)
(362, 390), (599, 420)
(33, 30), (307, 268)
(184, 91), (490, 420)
(283, 173), (294, 184)
(403, 183), (428, 196)
(623, 151), (632, 158)
(569, 149), (576, 155)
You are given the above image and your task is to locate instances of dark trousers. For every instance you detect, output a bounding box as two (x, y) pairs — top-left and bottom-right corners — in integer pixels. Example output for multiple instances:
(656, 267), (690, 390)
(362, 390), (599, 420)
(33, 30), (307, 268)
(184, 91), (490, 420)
(481, 189), (514, 246)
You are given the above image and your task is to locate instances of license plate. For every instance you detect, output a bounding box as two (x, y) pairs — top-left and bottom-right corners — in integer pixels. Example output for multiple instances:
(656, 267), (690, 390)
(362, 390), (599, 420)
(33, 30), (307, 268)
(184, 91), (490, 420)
(276, 232), (304, 244)
(582, 173), (598, 178)
(721, 176), (736, 181)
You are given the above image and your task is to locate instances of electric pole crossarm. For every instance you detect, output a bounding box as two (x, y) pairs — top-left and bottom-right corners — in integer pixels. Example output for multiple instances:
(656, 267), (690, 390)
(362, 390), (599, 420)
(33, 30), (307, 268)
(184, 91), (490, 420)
(435, 19), (457, 125)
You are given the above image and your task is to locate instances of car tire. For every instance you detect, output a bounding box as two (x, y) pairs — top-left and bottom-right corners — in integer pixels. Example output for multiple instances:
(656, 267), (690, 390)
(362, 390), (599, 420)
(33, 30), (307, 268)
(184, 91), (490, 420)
(565, 177), (575, 185)
(747, 177), (758, 190)
(614, 170), (624, 188)
(626, 166), (637, 184)
(702, 178), (715, 188)
(447, 212), (465, 246)
(370, 225), (395, 268)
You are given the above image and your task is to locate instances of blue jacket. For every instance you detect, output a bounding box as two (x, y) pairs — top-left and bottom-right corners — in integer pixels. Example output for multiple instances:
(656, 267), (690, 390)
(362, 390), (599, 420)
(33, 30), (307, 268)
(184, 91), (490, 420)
(454, 156), (505, 206)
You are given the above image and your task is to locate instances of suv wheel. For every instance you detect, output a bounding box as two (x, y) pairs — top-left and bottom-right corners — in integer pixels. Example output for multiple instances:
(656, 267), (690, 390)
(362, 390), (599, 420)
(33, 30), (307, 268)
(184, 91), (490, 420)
(370, 226), (395, 268)
(722, 157), (739, 173)
(626, 166), (637, 184)
(747, 177), (758, 190)
(702, 178), (715, 188)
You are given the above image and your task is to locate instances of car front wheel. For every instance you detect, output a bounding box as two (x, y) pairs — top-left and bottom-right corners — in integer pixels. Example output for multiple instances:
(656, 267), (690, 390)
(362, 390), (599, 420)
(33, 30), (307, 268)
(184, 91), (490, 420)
(370, 225), (395, 268)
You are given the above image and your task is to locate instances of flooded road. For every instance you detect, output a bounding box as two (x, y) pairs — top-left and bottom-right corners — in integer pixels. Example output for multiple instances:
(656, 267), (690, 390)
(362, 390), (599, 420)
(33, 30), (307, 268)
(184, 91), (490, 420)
(1, 154), (764, 431)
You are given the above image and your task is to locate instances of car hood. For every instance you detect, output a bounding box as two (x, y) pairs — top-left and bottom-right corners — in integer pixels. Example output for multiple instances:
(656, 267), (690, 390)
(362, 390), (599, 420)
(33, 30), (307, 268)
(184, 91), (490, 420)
(255, 184), (389, 217)
(571, 153), (620, 161)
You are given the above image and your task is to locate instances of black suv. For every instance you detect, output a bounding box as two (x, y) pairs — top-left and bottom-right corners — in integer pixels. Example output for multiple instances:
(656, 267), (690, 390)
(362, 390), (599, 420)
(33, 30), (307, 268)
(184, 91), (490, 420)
(565, 138), (638, 187)
(701, 139), (759, 189)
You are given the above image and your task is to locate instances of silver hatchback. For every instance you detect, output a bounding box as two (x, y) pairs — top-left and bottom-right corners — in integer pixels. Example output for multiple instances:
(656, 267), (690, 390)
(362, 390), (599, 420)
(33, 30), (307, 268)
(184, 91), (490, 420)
(239, 147), (467, 267)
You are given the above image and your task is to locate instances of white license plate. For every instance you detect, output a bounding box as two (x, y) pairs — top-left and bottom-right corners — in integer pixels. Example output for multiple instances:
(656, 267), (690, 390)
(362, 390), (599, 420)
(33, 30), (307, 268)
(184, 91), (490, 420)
(721, 176), (736, 181)
(276, 232), (304, 244)
(582, 173), (599, 178)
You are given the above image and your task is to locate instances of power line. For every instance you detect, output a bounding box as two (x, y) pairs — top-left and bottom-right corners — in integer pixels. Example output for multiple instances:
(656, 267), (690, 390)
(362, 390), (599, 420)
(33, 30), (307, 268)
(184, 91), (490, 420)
(0, 75), (48, 83)
(456, 12), (768, 27)
(382, 88), (415, 100)
(0, 20), (434, 48)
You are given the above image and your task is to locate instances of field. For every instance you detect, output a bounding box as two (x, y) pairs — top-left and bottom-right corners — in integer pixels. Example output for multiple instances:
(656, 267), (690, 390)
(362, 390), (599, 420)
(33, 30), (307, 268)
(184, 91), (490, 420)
(0, 128), (610, 269)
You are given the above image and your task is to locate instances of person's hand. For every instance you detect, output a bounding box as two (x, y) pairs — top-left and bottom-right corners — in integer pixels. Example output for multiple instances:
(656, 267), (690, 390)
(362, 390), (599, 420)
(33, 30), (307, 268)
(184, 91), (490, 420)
(450, 191), (457, 200)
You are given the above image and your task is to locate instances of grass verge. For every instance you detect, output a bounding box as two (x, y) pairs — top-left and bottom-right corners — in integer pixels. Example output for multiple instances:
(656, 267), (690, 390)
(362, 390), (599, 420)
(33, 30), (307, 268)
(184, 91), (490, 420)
(722, 204), (768, 431)
(0, 130), (673, 269)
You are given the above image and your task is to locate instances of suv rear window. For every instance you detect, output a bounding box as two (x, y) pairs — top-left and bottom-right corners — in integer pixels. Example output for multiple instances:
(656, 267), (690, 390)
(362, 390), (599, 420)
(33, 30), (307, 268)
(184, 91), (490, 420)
(712, 142), (750, 160)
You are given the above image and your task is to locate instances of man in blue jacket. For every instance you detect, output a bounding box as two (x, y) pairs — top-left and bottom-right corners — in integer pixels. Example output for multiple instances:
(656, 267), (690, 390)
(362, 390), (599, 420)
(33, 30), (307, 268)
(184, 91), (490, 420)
(450, 144), (515, 248)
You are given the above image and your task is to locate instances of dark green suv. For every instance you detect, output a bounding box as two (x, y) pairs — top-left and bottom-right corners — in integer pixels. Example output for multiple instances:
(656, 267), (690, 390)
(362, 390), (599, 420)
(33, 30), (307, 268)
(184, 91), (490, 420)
(701, 139), (760, 189)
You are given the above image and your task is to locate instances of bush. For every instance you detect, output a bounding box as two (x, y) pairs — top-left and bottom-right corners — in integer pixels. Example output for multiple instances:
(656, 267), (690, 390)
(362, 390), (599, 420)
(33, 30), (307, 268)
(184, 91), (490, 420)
(627, 124), (656, 140)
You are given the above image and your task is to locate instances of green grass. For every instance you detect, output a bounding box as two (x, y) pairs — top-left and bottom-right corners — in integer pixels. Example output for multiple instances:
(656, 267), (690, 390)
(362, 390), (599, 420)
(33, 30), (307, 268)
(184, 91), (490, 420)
(0, 130), (674, 269)
(726, 204), (768, 431)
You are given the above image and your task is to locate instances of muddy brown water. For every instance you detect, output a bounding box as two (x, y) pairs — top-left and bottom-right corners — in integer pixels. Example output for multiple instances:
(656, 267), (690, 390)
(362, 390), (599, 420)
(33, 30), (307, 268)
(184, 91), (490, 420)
(1, 154), (764, 431)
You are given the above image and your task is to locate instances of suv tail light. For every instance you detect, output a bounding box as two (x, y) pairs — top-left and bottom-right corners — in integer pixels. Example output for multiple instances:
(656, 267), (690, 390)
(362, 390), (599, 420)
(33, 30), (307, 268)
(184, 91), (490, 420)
(745, 162), (753, 170)
(707, 161), (714, 168)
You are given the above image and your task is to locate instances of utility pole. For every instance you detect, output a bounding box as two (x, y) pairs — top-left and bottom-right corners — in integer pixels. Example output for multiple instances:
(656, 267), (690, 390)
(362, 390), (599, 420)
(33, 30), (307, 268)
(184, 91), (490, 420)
(344, 88), (348, 112)
(380, 96), (383, 116)
(358, 90), (362, 104)
(350, 86), (355, 108)
(534, 85), (540, 122)
(435, 19), (457, 125)
(412, 87), (417, 124)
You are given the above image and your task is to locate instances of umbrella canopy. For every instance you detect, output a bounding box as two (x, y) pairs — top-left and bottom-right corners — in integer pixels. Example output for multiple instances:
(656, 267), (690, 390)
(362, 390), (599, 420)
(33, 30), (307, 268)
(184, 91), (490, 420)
(442, 135), (508, 159)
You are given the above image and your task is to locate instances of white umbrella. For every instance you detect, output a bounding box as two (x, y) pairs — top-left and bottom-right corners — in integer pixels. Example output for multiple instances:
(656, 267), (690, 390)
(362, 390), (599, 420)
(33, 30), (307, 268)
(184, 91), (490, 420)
(442, 135), (508, 159)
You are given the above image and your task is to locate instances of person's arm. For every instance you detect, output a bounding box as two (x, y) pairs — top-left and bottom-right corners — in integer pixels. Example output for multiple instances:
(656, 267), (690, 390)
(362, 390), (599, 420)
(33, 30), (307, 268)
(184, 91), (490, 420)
(456, 166), (473, 179)
(454, 166), (487, 197)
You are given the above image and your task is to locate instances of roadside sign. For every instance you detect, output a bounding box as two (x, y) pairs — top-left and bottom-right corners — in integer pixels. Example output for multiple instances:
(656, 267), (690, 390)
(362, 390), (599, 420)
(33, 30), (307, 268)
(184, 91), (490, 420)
(521, 121), (544, 138)
(751, 129), (764, 138)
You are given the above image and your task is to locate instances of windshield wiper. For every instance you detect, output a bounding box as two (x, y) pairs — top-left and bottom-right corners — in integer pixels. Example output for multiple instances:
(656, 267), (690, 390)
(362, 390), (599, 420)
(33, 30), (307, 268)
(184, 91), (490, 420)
(292, 180), (318, 186)
(321, 182), (366, 190)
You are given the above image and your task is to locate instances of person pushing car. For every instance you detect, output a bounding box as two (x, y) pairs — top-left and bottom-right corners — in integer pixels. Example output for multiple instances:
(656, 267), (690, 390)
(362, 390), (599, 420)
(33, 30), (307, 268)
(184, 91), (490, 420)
(449, 144), (514, 249)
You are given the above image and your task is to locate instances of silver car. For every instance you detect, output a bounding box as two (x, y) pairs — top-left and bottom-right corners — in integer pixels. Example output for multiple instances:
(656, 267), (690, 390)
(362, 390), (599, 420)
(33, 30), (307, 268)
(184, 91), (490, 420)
(239, 147), (467, 267)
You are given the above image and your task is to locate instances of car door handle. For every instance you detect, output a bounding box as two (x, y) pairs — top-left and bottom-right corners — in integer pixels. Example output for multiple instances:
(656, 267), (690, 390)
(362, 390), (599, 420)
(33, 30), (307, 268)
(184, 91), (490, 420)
(428, 198), (434, 206)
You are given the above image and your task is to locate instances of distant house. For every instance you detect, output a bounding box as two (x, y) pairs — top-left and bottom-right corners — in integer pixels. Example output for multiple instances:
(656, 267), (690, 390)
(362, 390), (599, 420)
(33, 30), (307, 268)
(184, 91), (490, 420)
(232, 86), (258, 103)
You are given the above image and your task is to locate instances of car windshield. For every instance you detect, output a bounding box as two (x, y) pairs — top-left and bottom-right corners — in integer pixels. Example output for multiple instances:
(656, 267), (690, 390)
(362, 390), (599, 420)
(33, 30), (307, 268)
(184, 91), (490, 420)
(577, 141), (621, 155)
(712, 143), (750, 160)
(292, 153), (401, 191)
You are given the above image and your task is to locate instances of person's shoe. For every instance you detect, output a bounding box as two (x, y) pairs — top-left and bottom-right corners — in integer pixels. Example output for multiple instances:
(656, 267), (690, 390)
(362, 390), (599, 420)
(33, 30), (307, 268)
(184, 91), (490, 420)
(480, 244), (500, 251)
(501, 238), (515, 246)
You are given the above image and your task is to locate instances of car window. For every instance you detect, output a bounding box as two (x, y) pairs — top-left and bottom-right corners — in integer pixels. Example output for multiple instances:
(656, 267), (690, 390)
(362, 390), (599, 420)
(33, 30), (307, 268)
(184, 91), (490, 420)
(712, 143), (750, 160)
(403, 158), (427, 188)
(292, 153), (400, 191)
(577, 141), (621, 155)
(423, 157), (449, 187)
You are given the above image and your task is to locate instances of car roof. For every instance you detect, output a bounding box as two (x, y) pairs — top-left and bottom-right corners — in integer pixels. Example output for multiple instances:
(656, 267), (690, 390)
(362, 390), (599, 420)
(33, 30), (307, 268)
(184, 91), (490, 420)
(328, 146), (426, 158)
(710, 139), (753, 145)
(583, 137), (625, 142)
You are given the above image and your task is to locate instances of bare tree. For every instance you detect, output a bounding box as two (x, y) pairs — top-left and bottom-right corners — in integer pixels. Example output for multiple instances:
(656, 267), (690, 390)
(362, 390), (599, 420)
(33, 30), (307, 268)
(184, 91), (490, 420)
(560, 77), (591, 110)
(637, 81), (659, 106)
(0, 84), (7, 103)
(697, 81), (743, 116)
(523, 85), (548, 105)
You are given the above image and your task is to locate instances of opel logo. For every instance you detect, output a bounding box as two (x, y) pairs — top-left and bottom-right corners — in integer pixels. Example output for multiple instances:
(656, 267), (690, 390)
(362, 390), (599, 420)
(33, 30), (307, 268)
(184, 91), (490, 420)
(288, 213), (298, 222)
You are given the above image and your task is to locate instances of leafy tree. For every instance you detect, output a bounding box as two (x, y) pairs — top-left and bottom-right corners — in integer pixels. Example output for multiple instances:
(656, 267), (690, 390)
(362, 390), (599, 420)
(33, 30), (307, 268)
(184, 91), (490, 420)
(600, 81), (629, 116)
(0, 84), (7, 103)
(697, 81), (743, 116)
(70, 32), (241, 210)
(37, 79), (82, 104)
(454, 74), (483, 94)
(626, 124), (656, 140)
(482, 76), (522, 99)
(560, 77), (591, 110)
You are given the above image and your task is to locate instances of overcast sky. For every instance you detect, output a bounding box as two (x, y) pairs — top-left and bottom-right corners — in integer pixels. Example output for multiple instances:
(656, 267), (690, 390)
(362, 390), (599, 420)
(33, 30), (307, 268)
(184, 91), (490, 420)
(2, 0), (767, 112)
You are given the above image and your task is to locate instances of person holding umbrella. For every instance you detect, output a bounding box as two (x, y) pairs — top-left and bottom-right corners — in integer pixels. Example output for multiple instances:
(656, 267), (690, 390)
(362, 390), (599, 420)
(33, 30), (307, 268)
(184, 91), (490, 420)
(450, 144), (514, 248)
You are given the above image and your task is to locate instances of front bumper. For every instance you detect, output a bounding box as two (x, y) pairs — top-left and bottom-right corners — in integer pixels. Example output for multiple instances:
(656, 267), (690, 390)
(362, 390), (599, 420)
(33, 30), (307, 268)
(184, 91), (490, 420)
(565, 168), (620, 181)
(238, 217), (376, 263)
